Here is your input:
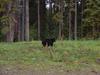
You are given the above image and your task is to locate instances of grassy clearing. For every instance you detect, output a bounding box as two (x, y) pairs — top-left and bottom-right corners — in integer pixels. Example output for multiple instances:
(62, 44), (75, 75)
(0, 40), (100, 71)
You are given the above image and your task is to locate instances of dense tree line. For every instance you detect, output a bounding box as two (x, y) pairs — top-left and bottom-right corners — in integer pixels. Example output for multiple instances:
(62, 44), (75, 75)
(0, 0), (100, 42)
(0, 0), (29, 42)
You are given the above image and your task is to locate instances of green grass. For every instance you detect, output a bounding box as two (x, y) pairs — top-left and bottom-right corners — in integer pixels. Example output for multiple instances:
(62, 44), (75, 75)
(0, 40), (100, 71)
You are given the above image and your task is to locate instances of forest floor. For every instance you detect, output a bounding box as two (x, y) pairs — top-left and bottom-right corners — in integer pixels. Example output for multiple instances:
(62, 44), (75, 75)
(0, 40), (100, 75)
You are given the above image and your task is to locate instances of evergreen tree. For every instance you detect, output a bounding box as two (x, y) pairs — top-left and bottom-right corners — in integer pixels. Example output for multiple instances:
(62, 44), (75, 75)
(83, 0), (100, 39)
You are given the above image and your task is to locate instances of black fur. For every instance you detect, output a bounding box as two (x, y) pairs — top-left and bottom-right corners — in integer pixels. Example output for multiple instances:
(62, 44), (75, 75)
(42, 38), (56, 47)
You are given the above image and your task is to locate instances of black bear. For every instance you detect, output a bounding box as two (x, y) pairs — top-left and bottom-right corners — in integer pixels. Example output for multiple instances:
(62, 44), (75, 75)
(42, 38), (56, 47)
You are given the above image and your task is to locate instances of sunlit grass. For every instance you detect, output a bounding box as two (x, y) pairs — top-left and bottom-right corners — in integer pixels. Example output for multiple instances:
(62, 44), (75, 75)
(0, 40), (100, 70)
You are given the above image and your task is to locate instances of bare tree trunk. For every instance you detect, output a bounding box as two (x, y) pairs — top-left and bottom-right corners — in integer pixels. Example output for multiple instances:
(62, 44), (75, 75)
(80, 0), (83, 39)
(37, 0), (40, 40)
(25, 0), (29, 41)
(17, 0), (25, 41)
(20, 0), (26, 41)
(59, 22), (62, 40)
(17, 0), (21, 41)
(74, 0), (78, 40)
(61, 2), (64, 40)
(68, 11), (72, 40)
(68, 0), (72, 40)
(58, 0), (64, 40)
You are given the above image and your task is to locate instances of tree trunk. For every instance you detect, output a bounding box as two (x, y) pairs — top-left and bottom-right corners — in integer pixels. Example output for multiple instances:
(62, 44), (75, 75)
(58, 0), (64, 40)
(6, 1), (15, 42)
(17, 0), (25, 41)
(25, 0), (29, 41)
(59, 22), (62, 40)
(74, 0), (78, 40)
(37, 0), (40, 40)
(68, 0), (72, 40)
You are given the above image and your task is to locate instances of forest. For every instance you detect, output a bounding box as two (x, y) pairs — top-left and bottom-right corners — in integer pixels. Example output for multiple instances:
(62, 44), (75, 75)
(0, 0), (100, 75)
(0, 0), (100, 42)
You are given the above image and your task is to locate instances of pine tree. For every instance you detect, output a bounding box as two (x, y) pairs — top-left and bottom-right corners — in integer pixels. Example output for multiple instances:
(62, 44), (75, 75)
(83, 0), (100, 39)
